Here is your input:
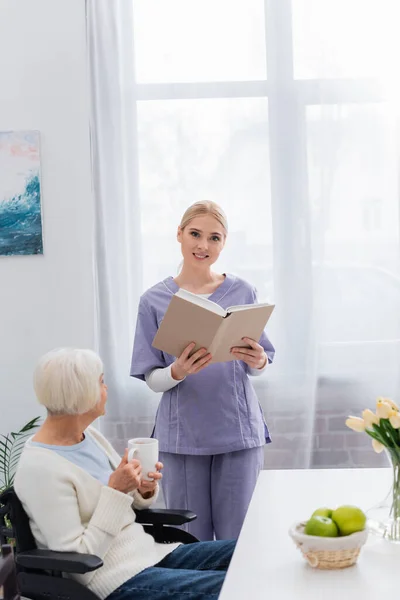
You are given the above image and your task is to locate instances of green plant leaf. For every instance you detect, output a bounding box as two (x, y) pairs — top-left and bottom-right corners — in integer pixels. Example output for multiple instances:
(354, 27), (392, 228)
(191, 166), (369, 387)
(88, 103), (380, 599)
(380, 419), (399, 448)
(0, 444), (9, 458)
(370, 424), (388, 444)
(0, 436), (12, 451)
(366, 429), (387, 446)
(0, 417), (41, 491)
(0, 442), (9, 454)
(19, 417), (41, 432)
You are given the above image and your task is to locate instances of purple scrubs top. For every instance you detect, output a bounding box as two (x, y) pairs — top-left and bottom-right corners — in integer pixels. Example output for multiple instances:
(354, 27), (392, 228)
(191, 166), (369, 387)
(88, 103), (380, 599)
(130, 274), (275, 455)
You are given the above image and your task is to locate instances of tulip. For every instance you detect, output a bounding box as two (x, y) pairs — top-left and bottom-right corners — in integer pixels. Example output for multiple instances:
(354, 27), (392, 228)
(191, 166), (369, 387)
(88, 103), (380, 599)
(389, 413), (400, 429)
(345, 417), (365, 432)
(376, 399), (395, 419)
(372, 439), (385, 453)
(362, 409), (379, 429)
(377, 396), (399, 412)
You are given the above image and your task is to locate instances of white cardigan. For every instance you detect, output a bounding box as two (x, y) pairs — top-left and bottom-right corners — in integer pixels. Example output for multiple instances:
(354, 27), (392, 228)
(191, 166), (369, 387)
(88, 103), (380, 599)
(14, 427), (180, 599)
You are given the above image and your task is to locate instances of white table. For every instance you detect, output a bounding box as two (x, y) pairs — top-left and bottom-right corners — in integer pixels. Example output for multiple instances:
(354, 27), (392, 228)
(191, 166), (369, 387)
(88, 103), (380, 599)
(220, 468), (399, 600)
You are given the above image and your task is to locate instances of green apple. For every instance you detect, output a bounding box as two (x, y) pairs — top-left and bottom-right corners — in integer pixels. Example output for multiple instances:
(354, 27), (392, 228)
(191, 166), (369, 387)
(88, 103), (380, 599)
(331, 505), (366, 536)
(304, 516), (339, 537)
(311, 507), (333, 519)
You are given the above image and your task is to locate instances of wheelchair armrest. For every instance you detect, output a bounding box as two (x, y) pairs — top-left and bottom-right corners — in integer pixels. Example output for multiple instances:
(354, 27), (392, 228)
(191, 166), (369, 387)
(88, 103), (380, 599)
(16, 549), (103, 574)
(135, 508), (197, 526)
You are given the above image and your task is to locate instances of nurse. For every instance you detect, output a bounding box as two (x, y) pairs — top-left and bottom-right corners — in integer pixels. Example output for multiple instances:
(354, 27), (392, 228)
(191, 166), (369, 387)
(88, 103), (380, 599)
(130, 201), (274, 541)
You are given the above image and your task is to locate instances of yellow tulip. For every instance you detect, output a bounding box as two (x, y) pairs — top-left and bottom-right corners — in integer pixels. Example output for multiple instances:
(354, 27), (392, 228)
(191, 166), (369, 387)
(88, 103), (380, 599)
(345, 417), (365, 432)
(372, 439), (385, 453)
(389, 399), (400, 411)
(377, 396), (399, 412)
(362, 409), (379, 428)
(376, 400), (395, 419)
(389, 413), (400, 429)
(378, 398), (400, 412)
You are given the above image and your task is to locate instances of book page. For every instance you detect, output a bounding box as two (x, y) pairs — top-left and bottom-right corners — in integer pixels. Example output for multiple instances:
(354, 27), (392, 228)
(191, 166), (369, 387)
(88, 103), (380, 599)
(176, 288), (226, 317)
(227, 302), (272, 313)
(152, 295), (224, 358)
(211, 304), (275, 363)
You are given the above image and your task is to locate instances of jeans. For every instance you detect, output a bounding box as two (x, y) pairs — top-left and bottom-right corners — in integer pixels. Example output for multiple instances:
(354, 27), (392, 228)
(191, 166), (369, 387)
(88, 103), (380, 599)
(106, 540), (236, 600)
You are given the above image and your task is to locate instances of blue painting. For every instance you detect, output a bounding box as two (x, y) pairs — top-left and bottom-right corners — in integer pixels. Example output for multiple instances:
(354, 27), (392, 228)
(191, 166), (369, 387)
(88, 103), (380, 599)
(0, 131), (43, 256)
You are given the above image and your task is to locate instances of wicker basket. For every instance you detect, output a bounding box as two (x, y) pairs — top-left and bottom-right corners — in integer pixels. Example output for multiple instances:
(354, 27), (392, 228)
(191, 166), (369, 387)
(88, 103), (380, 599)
(289, 522), (368, 570)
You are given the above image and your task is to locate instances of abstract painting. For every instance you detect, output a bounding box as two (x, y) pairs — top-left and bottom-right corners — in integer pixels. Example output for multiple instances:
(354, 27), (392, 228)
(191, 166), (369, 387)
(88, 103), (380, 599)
(0, 130), (43, 256)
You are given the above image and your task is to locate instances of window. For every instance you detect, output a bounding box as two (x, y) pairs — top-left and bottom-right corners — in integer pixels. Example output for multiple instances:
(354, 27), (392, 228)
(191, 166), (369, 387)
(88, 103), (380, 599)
(137, 97), (272, 291)
(133, 0), (267, 83)
(131, 0), (400, 469)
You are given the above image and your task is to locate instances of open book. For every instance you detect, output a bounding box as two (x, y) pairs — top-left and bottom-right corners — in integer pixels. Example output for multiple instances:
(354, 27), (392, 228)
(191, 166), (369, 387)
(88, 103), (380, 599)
(152, 288), (275, 364)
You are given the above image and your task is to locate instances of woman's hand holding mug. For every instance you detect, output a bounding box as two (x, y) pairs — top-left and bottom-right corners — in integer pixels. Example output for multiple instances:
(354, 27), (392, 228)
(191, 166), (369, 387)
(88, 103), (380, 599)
(128, 438), (160, 498)
(138, 462), (163, 499)
(108, 449), (142, 494)
(109, 437), (161, 498)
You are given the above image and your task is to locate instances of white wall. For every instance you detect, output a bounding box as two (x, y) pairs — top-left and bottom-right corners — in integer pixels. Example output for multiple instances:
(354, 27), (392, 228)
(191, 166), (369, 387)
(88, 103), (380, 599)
(0, 0), (94, 434)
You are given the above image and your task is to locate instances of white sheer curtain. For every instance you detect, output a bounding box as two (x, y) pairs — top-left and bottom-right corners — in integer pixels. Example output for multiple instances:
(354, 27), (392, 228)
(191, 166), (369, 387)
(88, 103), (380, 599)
(88, 0), (400, 469)
(87, 0), (159, 450)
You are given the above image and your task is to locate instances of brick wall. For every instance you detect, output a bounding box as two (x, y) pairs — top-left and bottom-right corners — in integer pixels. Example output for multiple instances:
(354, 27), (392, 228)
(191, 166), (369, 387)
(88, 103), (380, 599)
(263, 407), (388, 469)
(102, 405), (388, 472)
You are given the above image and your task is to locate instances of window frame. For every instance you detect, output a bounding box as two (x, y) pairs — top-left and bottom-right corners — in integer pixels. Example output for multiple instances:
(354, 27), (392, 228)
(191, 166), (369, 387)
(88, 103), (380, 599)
(131, 0), (392, 372)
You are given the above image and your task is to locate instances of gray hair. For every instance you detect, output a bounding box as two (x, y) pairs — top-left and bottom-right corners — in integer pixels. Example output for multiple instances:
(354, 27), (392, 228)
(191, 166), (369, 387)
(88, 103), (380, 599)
(33, 348), (104, 415)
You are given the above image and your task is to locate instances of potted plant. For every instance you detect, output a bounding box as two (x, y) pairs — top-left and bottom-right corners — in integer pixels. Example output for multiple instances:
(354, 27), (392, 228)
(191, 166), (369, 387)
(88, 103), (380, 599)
(0, 417), (41, 544)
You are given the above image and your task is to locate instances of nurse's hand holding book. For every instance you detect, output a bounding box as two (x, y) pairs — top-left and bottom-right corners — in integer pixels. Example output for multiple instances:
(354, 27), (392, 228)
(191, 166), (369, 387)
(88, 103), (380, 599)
(231, 337), (268, 370)
(170, 337), (267, 382)
(171, 342), (212, 381)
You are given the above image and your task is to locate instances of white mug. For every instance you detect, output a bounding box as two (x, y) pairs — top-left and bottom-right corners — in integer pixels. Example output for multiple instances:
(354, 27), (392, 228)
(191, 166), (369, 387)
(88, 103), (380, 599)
(127, 437), (159, 481)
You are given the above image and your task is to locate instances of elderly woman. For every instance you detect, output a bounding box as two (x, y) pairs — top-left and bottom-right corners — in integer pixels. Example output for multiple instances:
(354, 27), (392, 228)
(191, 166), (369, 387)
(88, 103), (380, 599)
(14, 348), (235, 600)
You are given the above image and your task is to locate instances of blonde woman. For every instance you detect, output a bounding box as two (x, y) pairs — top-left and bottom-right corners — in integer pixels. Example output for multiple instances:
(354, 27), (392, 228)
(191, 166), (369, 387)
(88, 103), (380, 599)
(131, 201), (275, 541)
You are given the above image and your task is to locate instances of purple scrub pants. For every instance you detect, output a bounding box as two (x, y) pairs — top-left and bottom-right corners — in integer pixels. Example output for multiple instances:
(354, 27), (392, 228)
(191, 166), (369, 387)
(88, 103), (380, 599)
(159, 446), (264, 541)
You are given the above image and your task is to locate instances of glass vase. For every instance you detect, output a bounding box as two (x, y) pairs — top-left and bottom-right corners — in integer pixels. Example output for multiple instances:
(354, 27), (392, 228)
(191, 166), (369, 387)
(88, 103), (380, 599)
(367, 450), (400, 542)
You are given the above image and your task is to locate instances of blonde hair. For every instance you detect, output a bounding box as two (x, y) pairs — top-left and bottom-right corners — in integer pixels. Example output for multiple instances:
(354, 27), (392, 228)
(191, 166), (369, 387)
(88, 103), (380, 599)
(179, 201), (228, 235)
(33, 348), (103, 415)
